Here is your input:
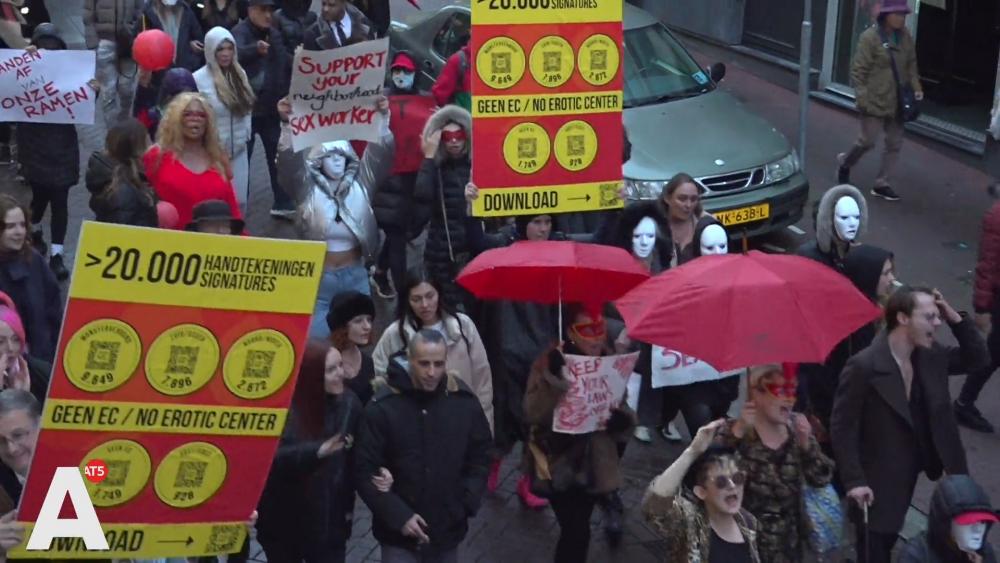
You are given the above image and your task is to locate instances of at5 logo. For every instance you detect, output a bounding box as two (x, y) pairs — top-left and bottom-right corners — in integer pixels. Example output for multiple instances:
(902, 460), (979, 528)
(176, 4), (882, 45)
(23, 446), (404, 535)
(26, 460), (108, 551)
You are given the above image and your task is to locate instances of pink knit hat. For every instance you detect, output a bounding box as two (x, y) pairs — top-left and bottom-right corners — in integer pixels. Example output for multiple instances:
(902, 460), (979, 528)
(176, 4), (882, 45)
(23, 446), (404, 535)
(0, 291), (27, 348)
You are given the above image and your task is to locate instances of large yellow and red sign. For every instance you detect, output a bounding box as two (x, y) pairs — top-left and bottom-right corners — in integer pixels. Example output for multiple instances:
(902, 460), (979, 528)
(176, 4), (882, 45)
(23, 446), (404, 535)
(471, 0), (624, 217)
(9, 222), (325, 559)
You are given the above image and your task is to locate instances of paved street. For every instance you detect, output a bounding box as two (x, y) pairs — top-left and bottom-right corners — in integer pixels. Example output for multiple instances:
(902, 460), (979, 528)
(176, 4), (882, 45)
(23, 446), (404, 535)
(0, 1), (998, 560)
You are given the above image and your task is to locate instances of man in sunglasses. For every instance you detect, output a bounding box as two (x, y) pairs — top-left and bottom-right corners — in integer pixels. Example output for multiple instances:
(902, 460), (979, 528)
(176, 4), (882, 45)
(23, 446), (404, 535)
(642, 419), (761, 563)
(831, 286), (989, 563)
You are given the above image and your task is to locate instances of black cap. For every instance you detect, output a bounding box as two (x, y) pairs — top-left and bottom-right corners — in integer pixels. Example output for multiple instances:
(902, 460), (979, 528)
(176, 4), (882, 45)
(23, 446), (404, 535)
(326, 291), (375, 332)
(247, 0), (277, 7)
(185, 200), (245, 234)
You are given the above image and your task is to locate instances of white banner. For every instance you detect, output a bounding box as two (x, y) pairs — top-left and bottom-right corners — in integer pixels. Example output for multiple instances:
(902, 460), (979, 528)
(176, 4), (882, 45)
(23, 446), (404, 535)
(0, 49), (96, 124)
(288, 39), (389, 152)
(651, 346), (739, 388)
(553, 352), (639, 435)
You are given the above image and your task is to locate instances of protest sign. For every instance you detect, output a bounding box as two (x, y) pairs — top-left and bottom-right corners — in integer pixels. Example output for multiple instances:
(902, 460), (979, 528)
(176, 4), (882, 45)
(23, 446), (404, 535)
(9, 222), (325, 560)
(288, 39), (389, 152)
(470, 1), (624, 217)
(0, 49), (96, 124)
(388, 94), (436, 174)
(651, 346), (740, 388)
(553, 352), (639, 435)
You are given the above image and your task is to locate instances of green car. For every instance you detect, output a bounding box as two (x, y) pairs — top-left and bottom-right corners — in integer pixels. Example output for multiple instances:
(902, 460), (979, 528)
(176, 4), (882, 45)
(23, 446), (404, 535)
(390, 2), (808, 237)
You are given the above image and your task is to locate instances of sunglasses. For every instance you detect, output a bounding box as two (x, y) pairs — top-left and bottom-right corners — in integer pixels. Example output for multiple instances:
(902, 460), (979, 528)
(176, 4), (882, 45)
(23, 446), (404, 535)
(710, 471), (747, 490)
(758, 381), (797, 399)
(441, 130), (467, 144)
(183, 110), (208, 119)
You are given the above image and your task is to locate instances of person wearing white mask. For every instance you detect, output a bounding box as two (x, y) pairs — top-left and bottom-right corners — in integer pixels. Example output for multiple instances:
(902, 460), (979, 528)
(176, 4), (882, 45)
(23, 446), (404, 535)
(899, 474), (998, 563)
(797, 184), (868, 272)
(276, 95), (394, 341)
(194, 26), (256, 212)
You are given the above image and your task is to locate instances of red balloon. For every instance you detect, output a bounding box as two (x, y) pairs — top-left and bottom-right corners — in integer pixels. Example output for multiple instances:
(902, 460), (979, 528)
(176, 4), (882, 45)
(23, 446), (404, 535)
(133, 30), (175, 72)
(157, 201), (179, 229)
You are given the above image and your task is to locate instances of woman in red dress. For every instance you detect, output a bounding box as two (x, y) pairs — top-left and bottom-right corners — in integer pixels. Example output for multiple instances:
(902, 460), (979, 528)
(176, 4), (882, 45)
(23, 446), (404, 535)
(143, 92), (242, 229)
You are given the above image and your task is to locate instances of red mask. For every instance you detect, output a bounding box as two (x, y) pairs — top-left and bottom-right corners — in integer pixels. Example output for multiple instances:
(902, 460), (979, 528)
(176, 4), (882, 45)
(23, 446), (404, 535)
(441, 129), (467, 144)
(570, 316), (607, 342)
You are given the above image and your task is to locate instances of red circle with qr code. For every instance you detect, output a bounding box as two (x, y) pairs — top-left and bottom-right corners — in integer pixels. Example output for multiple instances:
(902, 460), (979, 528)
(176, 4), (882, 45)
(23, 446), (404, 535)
(84, 459), (108, 483)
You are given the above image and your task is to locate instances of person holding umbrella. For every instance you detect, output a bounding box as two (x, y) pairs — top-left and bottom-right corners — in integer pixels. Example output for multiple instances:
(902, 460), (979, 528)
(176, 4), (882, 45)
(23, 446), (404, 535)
(523, 304), (636, 563)
(831, 286), (988, 563)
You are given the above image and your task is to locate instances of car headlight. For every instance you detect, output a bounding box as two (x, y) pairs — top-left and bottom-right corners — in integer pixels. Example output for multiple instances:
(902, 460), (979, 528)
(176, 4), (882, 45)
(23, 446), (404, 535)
(764, 150), (800, 184)
(623, 179), (666, 200)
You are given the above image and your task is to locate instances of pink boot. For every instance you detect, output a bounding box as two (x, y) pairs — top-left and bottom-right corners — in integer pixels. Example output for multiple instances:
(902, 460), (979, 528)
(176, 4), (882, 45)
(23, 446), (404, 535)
(487, 458), (502, 493)
(516, 474), (549, 509)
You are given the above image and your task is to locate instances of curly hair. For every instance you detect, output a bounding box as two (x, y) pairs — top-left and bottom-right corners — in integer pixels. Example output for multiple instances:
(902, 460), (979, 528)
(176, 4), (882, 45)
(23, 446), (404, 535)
(154, 92), (231, 179)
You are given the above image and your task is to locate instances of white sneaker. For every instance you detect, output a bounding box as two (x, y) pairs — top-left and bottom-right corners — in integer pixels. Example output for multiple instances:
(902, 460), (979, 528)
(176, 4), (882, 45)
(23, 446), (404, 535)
(633, 426), (652, 443)
(661, 422), (683, 442)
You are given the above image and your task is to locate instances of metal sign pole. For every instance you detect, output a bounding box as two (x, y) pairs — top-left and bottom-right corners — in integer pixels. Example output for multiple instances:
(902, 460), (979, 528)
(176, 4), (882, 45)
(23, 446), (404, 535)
(798, 0), (813, 174)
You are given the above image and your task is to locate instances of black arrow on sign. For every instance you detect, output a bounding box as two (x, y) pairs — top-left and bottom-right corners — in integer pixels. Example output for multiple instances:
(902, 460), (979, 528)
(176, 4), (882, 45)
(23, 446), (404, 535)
(157, 537), (194, 546)
(567, 195), (592, 202)
(85, 253), (101, 267)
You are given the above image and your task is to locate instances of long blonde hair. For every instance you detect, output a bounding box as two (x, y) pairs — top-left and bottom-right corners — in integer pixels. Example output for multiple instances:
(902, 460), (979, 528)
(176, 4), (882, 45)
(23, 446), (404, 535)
(211, 39), (255, 116)
(154, 92), (231, 179)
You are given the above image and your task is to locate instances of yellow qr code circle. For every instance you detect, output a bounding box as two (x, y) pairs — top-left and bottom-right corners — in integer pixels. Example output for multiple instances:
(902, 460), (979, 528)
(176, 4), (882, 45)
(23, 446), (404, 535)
(476, 36), (526, 90)
(81, 439), (151, 507)
(154, 441), (227, 508)
(145, 324), (220, 396)
(577, 34), (620, 87)
(502, 122), (551, 175)
(63, 319), (142, 393)
(222, 329), (295, 400)
(529, 36), (575, 88)
(553, 120), (598, 172)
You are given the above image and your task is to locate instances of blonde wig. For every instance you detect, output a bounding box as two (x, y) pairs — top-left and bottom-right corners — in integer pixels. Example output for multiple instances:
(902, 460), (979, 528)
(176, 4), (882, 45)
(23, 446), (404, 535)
(154, 92), (231, 179)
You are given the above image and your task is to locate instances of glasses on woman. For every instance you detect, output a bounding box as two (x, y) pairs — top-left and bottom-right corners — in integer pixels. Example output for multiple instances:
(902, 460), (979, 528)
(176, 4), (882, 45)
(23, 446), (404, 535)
(710, 471), (747, 490)
(183, 110), (208, 119)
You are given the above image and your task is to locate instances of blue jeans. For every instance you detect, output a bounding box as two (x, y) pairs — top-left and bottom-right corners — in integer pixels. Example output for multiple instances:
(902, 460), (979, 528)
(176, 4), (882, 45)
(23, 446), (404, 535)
(309, 263), (370, 341)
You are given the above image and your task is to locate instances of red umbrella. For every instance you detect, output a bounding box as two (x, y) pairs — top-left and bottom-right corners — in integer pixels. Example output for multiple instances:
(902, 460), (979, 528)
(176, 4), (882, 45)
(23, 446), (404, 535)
(457, 240), (650, 308)
(615, 251), (881, 371)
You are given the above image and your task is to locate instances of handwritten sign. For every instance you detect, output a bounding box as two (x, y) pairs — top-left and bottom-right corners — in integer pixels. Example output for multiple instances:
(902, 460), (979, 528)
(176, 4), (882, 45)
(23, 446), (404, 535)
(388, 94), (436, 174)
(0, 49), (96, 124)
(651, 346), (739, 388)
(289, 39), (389, 152)
(553, 352), (639, 435)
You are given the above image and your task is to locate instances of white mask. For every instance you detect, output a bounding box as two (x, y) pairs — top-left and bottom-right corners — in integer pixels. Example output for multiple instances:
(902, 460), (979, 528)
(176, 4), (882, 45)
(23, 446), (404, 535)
(161, 0), (178, 6)
(322, 153), (347, 179)
(632, 216), (657, 259)
(833, 196), (861, 242)
(700, 224), (728, 255)
(392, 70), (415, 90)
(951, 521), (987, 552)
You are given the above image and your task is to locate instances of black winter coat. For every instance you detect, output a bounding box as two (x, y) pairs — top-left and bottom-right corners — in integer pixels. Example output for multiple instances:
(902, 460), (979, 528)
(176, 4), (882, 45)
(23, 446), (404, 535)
(416, 156), (472, 307)
(135, 2), (204, 72)
(232, 19), (291, 117)
(16, 123), (79, 187)
(274, 5), (318, 57)
(85, 152), (158, 228)
(0, 251), (62, 363)
(257, 390), (364, 548)
(899, 475), (998, 563)
(355, 355), (492, 553)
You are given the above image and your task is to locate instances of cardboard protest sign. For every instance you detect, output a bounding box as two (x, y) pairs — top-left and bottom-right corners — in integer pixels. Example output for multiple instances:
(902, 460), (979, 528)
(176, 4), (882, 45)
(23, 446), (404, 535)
(651, 346), (740, 388)
(0, 49), (96, 124)
(470, 1), (624, 217)
(288, 39), (389, 152)
(9, 223), (324, 560)
(553, 352), (639, 435)
(388, 94), (436, 174)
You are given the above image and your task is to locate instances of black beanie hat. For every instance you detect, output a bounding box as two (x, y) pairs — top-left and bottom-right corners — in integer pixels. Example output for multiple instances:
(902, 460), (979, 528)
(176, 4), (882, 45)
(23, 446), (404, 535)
(515, 213), (554, 240)
(326, 291), (375, 332)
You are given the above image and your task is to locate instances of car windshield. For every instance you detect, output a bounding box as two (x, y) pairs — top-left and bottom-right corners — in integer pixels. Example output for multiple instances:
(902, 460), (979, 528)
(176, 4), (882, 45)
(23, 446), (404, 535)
(623, 23), (714, 107)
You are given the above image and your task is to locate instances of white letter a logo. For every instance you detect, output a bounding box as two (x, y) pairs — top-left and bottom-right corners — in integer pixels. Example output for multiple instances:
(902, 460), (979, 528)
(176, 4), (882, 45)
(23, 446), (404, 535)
(26, 467), (108, 551)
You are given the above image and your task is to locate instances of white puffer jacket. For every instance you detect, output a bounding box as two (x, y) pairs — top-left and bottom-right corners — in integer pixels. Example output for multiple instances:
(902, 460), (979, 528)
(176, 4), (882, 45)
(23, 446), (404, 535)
(194, 27), (253, 158)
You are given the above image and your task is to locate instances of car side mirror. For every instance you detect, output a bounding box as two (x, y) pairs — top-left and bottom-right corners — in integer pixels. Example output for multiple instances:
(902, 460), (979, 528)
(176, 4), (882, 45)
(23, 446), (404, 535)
(709, 62), (726, 82)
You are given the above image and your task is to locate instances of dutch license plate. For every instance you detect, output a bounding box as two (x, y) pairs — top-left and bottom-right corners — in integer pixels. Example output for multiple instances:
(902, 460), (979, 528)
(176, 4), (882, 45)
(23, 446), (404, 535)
(714, 203), (770, 227)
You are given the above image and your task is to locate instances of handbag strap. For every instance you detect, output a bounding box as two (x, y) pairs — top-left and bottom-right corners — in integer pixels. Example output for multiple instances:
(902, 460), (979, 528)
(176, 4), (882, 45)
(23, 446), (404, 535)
(877, 28), (906, 91)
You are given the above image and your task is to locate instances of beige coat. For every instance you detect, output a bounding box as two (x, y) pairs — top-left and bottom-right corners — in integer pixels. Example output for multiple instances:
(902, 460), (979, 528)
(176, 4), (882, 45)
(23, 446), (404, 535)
(851, 26), (921, 118)
(83, 0), (144, 49)
(372, 312), (494, 435)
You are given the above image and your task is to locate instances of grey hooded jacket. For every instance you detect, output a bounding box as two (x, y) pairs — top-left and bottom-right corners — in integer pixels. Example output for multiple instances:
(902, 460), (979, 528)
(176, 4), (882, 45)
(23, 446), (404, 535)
(797, 184), (869, 270)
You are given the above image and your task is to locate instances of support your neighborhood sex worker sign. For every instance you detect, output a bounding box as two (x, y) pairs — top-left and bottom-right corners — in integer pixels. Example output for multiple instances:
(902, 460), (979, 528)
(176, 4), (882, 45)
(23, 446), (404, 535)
(288, 39), (389, 152)
(0, 49), (96, 124)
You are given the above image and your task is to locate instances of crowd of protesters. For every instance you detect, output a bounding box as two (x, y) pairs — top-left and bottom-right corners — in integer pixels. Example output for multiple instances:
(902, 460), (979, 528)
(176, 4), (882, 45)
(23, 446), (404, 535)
(0, 1), (996, 563)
